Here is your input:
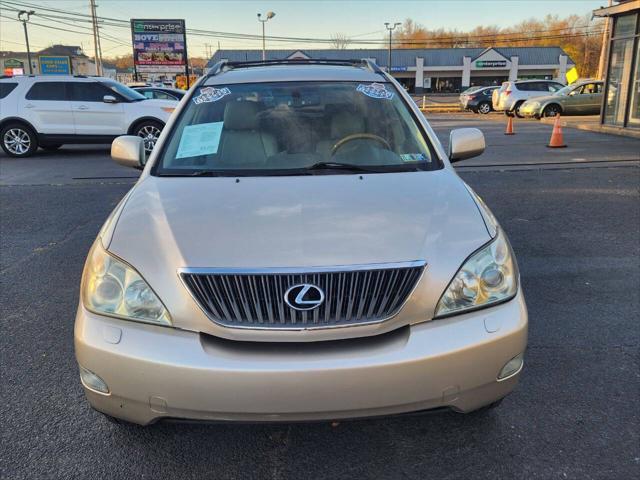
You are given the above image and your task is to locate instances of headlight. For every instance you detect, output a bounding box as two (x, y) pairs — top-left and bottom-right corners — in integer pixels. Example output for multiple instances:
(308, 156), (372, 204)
(435, 229), (518, 317)
(82, 242), (171, 325)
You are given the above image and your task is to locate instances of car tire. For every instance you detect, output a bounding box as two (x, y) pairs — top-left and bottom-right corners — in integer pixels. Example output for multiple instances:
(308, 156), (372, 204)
(542, 104), (561, 118)
(40, 144), (63, 151)
(477, 102), (492, 115)
(0, 122), (38, 158)
(134, 120), (164, 154)
(514, 102), (525, 118)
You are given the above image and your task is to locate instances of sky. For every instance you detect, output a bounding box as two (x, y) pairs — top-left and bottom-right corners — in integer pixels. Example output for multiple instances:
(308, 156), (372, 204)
(0, 0), (608, 58)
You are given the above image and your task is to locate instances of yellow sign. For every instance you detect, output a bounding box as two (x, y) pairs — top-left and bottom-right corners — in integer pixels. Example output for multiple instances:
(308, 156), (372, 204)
(566, 67), (579, 85)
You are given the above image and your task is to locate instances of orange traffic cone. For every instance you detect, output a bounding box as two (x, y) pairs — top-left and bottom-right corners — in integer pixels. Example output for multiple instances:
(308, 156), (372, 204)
(504, 116), (515, 135)
(547, 114), (566, 148)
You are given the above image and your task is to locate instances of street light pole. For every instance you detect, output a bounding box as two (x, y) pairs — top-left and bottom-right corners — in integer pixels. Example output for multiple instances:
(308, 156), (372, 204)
(384, 22), (401, 73)
(18, 10), (35, 74)
(257, 11), (276, 61)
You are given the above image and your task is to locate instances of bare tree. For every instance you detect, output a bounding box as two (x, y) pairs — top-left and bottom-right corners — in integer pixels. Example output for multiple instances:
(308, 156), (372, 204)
(330, 32), (351, 50)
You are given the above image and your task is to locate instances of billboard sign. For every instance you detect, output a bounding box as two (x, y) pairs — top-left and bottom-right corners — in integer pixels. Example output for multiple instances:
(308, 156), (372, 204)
(39, 56), (71, 75)
(131, 19), (187, 73)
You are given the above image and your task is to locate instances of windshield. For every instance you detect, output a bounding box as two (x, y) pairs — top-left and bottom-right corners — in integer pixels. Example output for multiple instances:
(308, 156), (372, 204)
(101, 80), (146, 101)
(154, 81), (439, 176)
(554, 85), (574, 96)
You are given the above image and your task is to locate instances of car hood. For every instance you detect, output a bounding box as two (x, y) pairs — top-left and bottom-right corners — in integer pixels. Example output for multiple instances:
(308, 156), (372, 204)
(110, 170), (489, 267)
(107, 170), (492, 336)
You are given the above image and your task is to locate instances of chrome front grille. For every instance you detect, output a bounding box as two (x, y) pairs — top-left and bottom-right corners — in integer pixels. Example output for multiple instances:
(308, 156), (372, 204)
(180, 262), (425, 329)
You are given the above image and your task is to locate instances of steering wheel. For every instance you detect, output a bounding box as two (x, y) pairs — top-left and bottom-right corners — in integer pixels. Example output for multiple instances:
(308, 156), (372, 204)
(330, 133), (391, 156)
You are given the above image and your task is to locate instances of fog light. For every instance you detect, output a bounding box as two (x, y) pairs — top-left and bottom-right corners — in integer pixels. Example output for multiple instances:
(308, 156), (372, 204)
(79, 366), (110, 394)
(498, 353), (524, 380)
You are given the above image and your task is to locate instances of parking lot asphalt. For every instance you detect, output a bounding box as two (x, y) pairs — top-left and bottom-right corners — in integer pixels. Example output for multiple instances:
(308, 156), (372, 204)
(1, 114), (639, 479)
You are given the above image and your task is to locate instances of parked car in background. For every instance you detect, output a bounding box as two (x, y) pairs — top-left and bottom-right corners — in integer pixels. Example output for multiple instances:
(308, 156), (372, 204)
(75, 59), (527, 426)
(464, 86), (499, 114)
(133, 86), (186, 101)
(492, 80), (565, 117)
(0, 76), (177, 157)
(459, 86), (483, 109)
(519, 80), (604, 119)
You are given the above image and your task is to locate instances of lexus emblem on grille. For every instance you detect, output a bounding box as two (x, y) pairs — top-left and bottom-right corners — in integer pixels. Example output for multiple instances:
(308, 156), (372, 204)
(284, 284), (325, 311)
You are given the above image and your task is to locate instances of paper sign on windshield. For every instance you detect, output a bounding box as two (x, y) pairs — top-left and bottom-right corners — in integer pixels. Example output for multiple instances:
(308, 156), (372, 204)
(356, 83), (394, 100)
(193, 87), (231, 105)
(176, 122), (224, 159)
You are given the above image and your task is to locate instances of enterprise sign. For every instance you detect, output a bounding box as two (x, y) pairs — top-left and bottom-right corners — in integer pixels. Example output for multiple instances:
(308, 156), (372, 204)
(475, 60), (507, 68)
(131, 19), (187, 73)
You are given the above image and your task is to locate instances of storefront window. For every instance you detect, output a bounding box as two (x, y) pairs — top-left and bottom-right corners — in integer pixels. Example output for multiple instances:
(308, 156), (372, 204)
(628, 41), (640, 127)
(613, 13), (637, 38)
(604, 38), (635, 126)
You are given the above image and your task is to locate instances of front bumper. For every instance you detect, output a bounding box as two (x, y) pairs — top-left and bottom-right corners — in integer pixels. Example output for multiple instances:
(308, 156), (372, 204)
(75, 291), (528, 425)
(519, 104), (540, 118)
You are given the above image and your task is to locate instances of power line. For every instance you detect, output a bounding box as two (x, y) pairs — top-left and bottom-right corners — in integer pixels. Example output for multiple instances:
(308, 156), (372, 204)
(0, 0), (604, 46)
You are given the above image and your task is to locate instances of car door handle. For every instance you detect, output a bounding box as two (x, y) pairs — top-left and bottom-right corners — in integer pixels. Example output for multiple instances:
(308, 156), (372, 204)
(24, 103), (35, 109)
(77, 105), (89, 110)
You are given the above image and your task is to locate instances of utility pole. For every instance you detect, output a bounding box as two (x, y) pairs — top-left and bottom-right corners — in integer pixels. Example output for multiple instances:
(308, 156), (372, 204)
(257, 11), (276, 61)
(89, 0), (103, 76)
(597, 0), (613, 80)
(18, 10), (35, 74)
(384, 22), (401, 73)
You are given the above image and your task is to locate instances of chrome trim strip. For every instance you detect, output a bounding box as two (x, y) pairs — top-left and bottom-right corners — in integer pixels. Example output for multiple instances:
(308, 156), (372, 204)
(178, 260), (426, 276)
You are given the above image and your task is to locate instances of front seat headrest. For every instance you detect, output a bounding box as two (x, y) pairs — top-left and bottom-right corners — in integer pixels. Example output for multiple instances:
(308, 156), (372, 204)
(224, 101), (260, 130)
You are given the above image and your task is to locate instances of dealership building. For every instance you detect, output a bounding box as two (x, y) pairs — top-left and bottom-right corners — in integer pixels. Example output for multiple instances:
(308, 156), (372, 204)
(207, 46), (575, 93)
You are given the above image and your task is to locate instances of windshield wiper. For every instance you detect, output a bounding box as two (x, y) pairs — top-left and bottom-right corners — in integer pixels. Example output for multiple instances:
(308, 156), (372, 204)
(156, 170), (224, 177)
(305, 161), (383, 173)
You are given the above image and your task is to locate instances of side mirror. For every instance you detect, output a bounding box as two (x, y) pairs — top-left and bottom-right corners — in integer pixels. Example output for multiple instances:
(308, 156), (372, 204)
(111, 136), (145, 169)
(448, 128), (485, 163)
(103, 95), (117, 103)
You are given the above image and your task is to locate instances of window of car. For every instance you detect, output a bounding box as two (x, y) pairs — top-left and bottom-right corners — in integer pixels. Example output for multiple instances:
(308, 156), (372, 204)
(141, 90), (154, 99)
(155, 81), (440, 176)
(581, 83), (602, 94)
(516, 82), (535, 91)
(25, 82), (67, 101)
(69, 82), (117, 102)
(546, 83), (563, 92)
(100, 80), (146, 102)
(152, 91), (178, 100)
(0, 82), (18, 99)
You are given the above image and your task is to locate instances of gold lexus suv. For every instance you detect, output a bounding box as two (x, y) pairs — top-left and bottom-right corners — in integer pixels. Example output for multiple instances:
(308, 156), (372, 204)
(75, 59), (527, 425)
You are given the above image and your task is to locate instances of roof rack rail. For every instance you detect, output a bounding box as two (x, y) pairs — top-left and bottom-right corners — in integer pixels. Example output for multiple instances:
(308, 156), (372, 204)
(204, 58), (384, 79)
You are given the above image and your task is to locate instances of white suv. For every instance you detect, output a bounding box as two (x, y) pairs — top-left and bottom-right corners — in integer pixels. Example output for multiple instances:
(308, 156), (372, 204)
(492, 80), (564, 117)
(0, 75), (177, 157)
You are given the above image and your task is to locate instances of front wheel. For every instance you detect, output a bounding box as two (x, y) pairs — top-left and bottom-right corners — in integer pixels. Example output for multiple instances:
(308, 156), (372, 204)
(477, 102), (492, 115)
(1, 123), (38, 158)
(542, 104), (561, 118)
(134, 120), (163, 154)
